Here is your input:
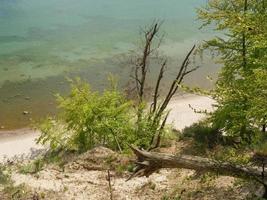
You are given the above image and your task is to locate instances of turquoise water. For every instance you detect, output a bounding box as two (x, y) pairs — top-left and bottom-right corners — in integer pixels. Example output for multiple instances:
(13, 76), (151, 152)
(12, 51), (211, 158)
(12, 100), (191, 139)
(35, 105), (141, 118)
(0, 0), (218, 129)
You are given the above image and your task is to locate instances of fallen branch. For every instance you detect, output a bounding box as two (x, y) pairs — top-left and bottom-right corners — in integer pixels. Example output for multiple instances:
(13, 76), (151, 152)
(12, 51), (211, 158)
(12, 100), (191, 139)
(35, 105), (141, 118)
(127, 146), (267, 192)
(107, 170), (113, 200)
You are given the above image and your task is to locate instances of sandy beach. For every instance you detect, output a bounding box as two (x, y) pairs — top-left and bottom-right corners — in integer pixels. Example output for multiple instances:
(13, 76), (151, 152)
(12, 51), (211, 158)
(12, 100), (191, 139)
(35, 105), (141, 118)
(0, 129), (42, 162)
(166, 94), (215, 130)
(0, 94), (215, 161)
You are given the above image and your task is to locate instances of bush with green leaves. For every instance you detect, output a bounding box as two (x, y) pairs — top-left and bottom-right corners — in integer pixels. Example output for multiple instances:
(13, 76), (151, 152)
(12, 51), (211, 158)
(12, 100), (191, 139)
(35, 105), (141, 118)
(133, 109), (159, 149)
(0, 164), (10, 185)
(37, 78), (135, 152)
(213, 146), (251, 165)
(183, 121), (221, 149)
(19, 158), (45, 174)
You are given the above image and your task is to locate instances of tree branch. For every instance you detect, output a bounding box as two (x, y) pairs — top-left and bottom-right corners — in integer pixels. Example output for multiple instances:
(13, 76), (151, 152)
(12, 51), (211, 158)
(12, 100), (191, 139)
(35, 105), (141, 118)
(127, 146), (267, 185)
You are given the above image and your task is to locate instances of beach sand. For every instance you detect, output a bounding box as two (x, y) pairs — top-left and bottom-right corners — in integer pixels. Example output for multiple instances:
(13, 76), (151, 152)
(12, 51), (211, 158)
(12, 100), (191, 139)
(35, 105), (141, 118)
(0, 129), (42, 162)
(0, 94), (215, 161)
(166, 94), (215, 130)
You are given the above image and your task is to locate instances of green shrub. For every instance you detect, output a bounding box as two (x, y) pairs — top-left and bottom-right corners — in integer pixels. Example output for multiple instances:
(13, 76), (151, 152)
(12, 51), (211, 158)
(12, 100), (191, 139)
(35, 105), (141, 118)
(133, 110), (158, 149)
(2, 184), (31, 200)
(183, 122), (221, 149)
(38, 78), (135, 152)
(37, 76), (175, 153)
(0, 164), (10, 185)
(159, 127), (179, 147)
(133, 104), (175, 149)
(252, 136), (267, 159)
(213, 147), (251, 165)
(37, 118), (69, 151)
(19, 158), (45, 174)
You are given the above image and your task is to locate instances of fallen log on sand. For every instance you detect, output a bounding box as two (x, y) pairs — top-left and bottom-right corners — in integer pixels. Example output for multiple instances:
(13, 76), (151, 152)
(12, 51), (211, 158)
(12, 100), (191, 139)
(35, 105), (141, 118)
(128, 146), (267, 198)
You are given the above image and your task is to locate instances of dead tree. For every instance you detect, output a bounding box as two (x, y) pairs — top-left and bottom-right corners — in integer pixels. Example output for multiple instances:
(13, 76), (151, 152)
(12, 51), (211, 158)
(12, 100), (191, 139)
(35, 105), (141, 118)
(131, 21), (199, 150)
(131, 22), (162, 124)
(128, 146), (267, 198)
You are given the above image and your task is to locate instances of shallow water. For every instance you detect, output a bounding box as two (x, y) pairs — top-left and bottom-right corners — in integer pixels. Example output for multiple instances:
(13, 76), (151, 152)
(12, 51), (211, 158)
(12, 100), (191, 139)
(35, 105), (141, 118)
(0, 0), (219, 129)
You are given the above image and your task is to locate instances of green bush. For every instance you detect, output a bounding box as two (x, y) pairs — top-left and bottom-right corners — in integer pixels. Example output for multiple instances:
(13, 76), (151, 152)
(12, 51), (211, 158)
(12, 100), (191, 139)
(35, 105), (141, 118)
(37, 78), (135, 152)
(0, 164), (10, 185)
(183, 122), (221, 149)
(253, 136), (267, 157)
(37, 77), (175, 153)
(19, 158), (45, 174)
(133, 103), (174, 149)
(133, 110), (158, 149)
(213, 147), (251, 165)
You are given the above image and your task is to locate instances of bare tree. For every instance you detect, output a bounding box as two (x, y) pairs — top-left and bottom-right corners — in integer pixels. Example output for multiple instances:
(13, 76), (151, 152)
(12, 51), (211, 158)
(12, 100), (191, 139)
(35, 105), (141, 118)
(130, 21), (199, 150)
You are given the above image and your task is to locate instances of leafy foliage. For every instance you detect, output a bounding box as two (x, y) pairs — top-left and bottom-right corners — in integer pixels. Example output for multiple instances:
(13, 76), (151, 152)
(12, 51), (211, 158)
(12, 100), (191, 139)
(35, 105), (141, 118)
(198, 0), (267, 142)
(213, 146), (251, 165)
(38, 78), (135, 152)
(133, 107), (159, 149)
(19, 158), (45, 174)
(37, 74), (177, 152)
(0, 164), (10, 185)
(183, 121), (221, 149)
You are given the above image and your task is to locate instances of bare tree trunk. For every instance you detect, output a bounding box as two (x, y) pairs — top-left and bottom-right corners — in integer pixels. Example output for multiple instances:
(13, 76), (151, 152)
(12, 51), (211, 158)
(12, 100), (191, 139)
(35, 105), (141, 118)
(262, 115), (266, 133)
(137, 23), (160, 104)
(148, 45), (199, 148)
(107, 170), (113, 200)
(151, 59), (167, 113)
(148, 111), (170, 151)
(127, 146), (267, 193)
(155, 45), (198, 120)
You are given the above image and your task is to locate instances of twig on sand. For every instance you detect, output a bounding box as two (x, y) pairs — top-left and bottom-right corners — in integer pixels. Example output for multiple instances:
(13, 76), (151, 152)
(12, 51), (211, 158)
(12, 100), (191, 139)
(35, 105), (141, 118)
(107, 170), (113, 200)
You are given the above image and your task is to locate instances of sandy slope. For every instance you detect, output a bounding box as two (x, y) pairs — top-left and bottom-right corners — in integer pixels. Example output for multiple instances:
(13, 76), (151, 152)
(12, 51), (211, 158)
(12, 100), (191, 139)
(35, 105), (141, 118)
(0, 94), (215, 161)
(3, 95), (257, 200)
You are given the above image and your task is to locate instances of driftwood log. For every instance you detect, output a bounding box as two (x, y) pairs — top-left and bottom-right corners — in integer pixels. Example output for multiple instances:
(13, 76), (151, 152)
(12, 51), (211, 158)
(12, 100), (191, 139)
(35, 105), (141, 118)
(128, 146), (267, 198)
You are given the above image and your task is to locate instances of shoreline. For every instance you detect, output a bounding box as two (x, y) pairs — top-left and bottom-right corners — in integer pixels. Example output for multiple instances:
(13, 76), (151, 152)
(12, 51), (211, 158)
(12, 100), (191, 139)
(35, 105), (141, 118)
(0, 129), (42, 162)
(0, 94), (215, 161)
(0, 128), (39, 142)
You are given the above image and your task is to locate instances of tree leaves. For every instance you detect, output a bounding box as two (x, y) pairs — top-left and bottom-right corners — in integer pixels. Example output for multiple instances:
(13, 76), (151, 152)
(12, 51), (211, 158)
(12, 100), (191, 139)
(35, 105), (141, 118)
(198, 0), (267, 141)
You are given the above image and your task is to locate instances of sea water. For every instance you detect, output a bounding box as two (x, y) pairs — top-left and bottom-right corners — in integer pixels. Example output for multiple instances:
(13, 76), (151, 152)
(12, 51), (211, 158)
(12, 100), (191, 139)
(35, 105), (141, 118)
(0, 0), (218, 129)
